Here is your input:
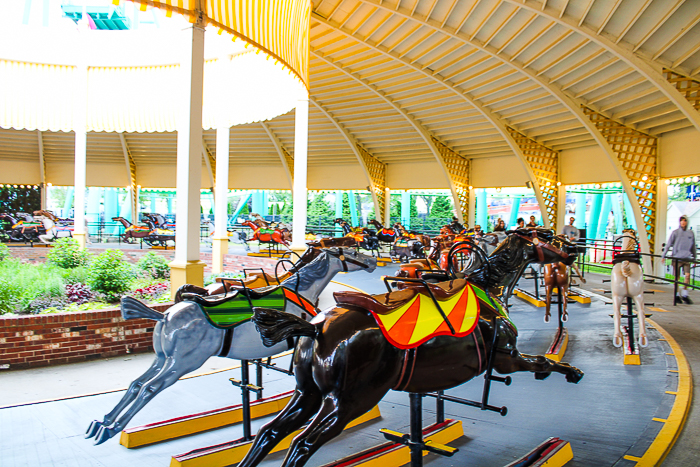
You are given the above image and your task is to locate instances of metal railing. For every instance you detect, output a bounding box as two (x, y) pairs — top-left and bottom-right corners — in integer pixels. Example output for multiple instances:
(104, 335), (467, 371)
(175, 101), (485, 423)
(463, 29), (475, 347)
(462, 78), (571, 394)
(576, 237), (699, 305)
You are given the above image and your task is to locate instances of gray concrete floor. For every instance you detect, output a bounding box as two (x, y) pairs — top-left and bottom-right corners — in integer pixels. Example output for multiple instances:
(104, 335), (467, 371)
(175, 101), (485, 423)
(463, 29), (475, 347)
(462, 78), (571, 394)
(0, 261), (696, 466)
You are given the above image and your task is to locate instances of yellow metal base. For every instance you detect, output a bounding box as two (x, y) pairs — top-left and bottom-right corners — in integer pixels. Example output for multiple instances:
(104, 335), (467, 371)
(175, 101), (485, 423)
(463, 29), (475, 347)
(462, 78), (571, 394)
(319, 420), (464, 467)
(169, 260), (206, 299)
(73, 232), (86, 249)
(170, 405), (382, 467)
(552, 288), (591, 304)
(211, 237), (229, 274)
(545, 328), (569, 363)
(624, 354), (641, 365)
(622, 328), (641, 366)
(247, 252), (288, 258)
(541, 441), (573, 466)
(514, 289), (546, 307)
(120, 391), (294, 448)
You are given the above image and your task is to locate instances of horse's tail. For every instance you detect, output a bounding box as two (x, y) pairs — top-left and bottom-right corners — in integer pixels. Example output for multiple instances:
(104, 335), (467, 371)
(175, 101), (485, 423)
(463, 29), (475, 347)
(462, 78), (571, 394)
(121, 296), (166, 321)
(621, 260), (632, 277)
(253, 307), (317, 347)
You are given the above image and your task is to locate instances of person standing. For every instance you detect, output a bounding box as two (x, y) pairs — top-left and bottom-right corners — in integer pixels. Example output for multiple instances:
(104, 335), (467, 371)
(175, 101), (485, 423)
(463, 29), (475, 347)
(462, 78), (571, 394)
(561, 216), (580, 242)
(662, 215), (696, 304)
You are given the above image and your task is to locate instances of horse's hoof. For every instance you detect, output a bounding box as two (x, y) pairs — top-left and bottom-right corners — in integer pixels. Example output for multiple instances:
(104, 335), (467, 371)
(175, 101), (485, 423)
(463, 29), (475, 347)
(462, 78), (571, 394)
(544, 315), (550, 324)
(639, 335), (649, 348)
(94, 426), (116, 445)
(534, 371), (551, 380)
(613, 335), (623, 348)
(562, 313), (569, 323)
(85, 420), (102, 439)
(566, 368), (584, 384)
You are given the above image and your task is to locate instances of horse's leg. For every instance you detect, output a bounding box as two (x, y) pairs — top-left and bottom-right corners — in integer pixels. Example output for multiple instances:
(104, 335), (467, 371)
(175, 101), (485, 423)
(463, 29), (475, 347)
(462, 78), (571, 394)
(611, 267), (625, 348)
(280, 390), (386, 467)
(93, 324), (222, 445)
(629, 268), (648, 348)
(238, 388), (322, 467)
(544, 283), (553, 323)
(560, 268), (569, 323)
(86, 323), (166, 438)
(494, 349), (583, 384)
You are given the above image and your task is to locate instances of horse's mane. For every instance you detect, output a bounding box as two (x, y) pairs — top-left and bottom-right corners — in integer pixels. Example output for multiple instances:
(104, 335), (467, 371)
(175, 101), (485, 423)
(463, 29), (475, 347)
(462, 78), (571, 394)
(281, 250), (331, 292)
(467, 234), (529, 290)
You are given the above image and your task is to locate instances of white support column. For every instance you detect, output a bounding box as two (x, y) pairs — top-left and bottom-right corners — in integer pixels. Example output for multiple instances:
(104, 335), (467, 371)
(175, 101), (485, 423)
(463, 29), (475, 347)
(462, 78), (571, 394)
(73, 62), (88, 249)
(37, 130), (47, 210)
(170, 20), (206, 297)
(291, 98), (309, 253)
(468, 187), (476, 229)
(212, 126), (230, 273)
(556, 184), (567, 234)
(655, 180), (668, 278)
(384, 187), (391, 226)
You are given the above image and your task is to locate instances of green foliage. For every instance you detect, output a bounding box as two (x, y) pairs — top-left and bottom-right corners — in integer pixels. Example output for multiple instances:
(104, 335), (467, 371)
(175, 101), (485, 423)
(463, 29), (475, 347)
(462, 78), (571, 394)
(430, 196), (453, 218)
(307, 193), (333, 218)
(0, 259), (65, 314)
(60, 266), (89, 285)
(0, 243), (9, 261)
(204, 271), (243, 286)
(137, 252), (171, 280)
(46, 238), (91, 269)
(87, 250), (134, 300)
(0, 185), (41, 214)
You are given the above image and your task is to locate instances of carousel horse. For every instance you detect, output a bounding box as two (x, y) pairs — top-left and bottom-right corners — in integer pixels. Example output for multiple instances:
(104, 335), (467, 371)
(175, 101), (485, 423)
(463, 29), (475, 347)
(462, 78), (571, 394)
(10, 212), (44, 241)
(112, 217), (153, 244)
(0, 213), (27, 241)
(142, 213), (176, 230)
(367, 219), (398, 244)
(241, 229), (582, 467)
(141, 216), (176, 246)
(542, 252), (586, 324)
(334, 218), (379, 253)
(393, 222), (431, 248)
(611, 229), (648, 348)
(242, 220), (291, 247)
(37, 215), (73, 243)
(206, 221), (249, 251)
(86, 247), (377, 445)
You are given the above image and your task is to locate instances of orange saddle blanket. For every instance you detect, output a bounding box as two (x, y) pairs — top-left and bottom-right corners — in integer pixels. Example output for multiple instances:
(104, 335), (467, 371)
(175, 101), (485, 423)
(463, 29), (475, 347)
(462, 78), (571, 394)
(334, 281), (480, 349)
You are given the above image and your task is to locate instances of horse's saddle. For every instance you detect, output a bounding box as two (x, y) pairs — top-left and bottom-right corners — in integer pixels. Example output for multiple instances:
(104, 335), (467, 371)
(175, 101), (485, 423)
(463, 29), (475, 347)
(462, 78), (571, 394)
(183, 285), (318, 329)
(333, 280), (480, 349)
(612, 252), (641, 265)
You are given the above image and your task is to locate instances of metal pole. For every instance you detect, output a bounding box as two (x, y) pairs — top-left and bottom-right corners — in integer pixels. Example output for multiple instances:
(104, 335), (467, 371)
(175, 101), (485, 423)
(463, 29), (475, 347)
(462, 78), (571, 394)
(674, 258), (679, 306)
(436, 390), (445, 424)
(627, 297), (635, 354)
(255, 359), (263, 400)
(409, 393), (423, 467)
(241, 359), (252, 441)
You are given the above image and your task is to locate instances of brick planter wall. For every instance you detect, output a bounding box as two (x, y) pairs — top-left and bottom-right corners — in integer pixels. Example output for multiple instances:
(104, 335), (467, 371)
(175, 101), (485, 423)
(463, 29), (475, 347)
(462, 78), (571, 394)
(1, 247), (279, 369)
(0, 303), (170, 370)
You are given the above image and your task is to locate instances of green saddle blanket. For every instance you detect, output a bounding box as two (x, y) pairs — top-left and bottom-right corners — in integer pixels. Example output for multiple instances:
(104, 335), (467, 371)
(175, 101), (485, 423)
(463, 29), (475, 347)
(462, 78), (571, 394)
(192, 287), (287, 329)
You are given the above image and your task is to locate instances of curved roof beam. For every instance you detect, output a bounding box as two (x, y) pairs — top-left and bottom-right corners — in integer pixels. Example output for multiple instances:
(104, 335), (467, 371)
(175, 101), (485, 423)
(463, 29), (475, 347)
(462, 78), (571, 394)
(308, 96), (384, 218)
(337, 2), (652, 249)
(502, 0), (700, 132)
(310, 18), (549, 227)
(260, 122), (294, 191)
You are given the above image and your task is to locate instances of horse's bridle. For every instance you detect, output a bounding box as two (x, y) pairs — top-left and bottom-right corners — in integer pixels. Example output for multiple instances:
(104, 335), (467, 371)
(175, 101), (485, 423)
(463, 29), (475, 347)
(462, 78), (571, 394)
(329, 248), (372, 272)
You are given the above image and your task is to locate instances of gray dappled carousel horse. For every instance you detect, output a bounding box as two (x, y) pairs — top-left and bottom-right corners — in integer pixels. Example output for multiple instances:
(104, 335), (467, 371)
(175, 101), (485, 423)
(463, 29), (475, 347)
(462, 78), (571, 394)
(86, 247), (376, 445)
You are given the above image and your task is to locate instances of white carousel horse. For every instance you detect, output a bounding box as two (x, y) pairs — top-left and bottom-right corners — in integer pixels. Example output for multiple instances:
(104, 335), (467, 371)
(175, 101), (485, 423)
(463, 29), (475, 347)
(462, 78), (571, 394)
(611, 229), (648, 348)
(37, 216), (73, 243)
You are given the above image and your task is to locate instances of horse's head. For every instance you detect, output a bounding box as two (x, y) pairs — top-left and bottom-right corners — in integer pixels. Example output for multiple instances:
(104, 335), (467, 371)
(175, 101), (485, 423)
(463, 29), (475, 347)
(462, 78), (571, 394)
(325, 247), (377, 273)
(510, 228), (578, 266)
(334, 218), (346, 225)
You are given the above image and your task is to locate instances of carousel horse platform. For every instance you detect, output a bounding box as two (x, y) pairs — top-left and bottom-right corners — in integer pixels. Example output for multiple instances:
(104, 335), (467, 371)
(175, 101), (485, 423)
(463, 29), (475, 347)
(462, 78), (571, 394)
(0, 270), (690, 467)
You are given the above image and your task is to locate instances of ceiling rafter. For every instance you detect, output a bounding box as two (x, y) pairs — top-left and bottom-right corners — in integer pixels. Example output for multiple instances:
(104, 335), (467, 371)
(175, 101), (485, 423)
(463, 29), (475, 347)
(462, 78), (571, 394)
(596, 0), (623, 35)
(631, 0), (685, 53)
(503, 0), (700, 132)
(651, 10), (700, 61)
(614, 0), (653, 44)
(310, 14), (551, 226)
(260, 122), (294, 190)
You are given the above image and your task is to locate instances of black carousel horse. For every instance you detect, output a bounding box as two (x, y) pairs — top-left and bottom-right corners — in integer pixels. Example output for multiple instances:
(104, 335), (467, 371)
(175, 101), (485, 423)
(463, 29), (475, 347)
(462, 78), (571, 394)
(367, 219), (398, 244)
(238, 228), (582, 467)
(334, 218), (379, 253)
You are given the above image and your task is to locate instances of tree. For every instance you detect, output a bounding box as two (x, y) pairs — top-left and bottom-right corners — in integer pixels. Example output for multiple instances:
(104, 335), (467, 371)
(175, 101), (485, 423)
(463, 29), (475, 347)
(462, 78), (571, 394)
(0, 186), (41, 214)
(429, 196), (453, 218)
(307, 193), (333, 218)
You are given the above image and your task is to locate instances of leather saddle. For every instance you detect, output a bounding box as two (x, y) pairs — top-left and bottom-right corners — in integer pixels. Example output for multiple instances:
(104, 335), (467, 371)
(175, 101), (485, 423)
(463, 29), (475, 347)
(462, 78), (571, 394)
(334, 279), (468, 315)
(182, 284), (281, 307)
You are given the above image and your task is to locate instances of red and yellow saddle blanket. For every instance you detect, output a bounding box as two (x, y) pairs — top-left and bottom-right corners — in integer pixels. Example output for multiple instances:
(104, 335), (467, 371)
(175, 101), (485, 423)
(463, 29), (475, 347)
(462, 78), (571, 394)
(370, 284), (480, 349)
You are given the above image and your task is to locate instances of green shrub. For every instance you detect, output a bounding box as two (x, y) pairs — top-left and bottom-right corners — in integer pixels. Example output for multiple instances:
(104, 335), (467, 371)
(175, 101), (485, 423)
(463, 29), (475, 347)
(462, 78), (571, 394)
(204, 271), (243, 286)
(87, 250), (133, 300)
(61, 266), (89, 285)
(137, 252), (170, 280)
(0, 243), (10, 261)
(46, 238), (90, 269)
(0, 260), (65, 314)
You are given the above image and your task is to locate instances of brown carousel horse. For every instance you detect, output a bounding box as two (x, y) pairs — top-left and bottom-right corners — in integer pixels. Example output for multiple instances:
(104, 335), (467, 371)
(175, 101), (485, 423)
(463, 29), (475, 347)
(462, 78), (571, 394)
(393, 222), (431, 249)
(112, 217), (152, 244)
(543, 249), (586, 323)
(242, 220), (291, 247)
(240, 229), (583, 467)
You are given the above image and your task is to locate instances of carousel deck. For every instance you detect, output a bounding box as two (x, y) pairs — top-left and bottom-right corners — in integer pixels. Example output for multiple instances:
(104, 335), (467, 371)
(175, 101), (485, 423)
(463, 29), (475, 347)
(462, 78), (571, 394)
(0, 266), (687, 466)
